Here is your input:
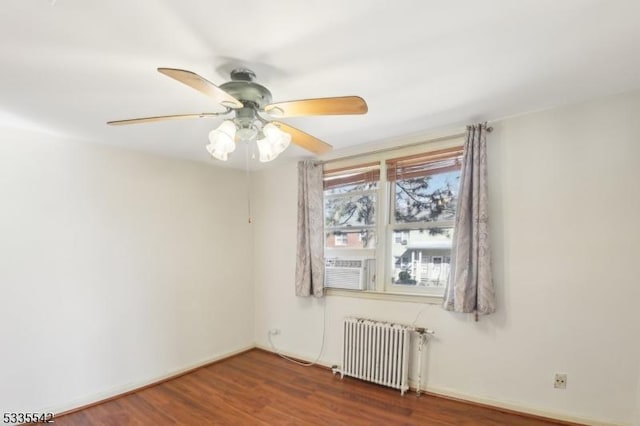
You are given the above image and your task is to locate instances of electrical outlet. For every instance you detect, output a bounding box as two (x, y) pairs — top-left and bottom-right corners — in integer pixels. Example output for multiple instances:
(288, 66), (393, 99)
(268, 328), (281, 336)
(554, 373), (567, 389)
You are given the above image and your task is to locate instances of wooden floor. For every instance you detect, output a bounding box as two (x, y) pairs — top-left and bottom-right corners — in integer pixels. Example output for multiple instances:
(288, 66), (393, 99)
(56, 349), (571, 425)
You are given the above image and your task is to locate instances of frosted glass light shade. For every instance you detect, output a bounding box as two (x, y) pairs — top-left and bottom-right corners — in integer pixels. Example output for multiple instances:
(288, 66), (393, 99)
(256, 123), (291, 162)
(206, 120), (236, 161)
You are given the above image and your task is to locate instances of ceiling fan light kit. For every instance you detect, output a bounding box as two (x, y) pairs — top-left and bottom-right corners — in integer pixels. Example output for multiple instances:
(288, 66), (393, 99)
(257, 123), (291, 162)
(206, 120), (237, 161)
(108, 67), (368, 162)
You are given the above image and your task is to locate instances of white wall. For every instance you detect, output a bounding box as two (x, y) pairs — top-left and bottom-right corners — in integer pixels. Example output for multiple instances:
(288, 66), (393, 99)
(0, 129), (254, 413)
(253, 90), (640, 425)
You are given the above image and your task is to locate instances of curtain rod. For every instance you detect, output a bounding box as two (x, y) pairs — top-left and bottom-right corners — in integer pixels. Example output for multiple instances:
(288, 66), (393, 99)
(322, 126), (492, 165)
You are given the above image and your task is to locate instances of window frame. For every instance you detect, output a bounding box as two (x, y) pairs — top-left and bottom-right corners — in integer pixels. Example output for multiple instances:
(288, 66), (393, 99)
(322, 135), (465, 302)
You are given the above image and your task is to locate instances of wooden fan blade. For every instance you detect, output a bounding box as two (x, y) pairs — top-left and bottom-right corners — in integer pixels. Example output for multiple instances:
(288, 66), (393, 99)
(107, 113), (224, 126)
(272, 121), (332, 154)
(158, 68), (243, 109)
(265, 96), (367, 117)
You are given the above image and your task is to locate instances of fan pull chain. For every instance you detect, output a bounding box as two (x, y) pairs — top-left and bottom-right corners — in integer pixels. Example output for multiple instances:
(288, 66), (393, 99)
(245, 141), (252, 224)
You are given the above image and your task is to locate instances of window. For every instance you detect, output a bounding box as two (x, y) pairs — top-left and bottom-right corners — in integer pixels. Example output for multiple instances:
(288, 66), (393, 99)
(323, 143), (463, 298)
(334, 234), (348, 246)
(393, 231), (408, 244)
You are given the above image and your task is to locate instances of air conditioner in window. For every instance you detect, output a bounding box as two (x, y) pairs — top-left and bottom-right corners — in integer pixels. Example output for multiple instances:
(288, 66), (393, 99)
(324, 258), (374, 290)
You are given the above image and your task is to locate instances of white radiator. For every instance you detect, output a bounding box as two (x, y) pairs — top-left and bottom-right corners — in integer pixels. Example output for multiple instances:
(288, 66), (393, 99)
(340, 317), (410, 395)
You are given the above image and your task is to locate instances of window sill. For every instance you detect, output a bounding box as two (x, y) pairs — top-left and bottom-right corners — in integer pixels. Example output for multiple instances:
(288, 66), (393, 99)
(325, 288), (443, 305)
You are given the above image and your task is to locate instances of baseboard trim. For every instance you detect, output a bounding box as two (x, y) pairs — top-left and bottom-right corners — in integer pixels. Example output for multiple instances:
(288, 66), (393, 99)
(54, 345), (255, 418)
(257, 345), (619, 426)
(416, 387), (611, 426)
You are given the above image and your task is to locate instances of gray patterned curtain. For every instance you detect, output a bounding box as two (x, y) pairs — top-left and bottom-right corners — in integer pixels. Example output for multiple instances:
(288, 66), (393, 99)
(295, 160), (325, 297)
(443, 123), (496, 315)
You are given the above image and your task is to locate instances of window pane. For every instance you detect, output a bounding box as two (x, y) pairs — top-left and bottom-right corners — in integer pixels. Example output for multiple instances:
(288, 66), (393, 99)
(324, 194), (376, 227)
(394, 170), (460, 223)
(390, 227), (452, 288)
(325, 230), (376, 249)
(324, 181), (378, 195)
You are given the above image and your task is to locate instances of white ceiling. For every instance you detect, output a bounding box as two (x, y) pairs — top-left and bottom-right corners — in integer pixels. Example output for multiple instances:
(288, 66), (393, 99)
(2, 0), (640, 169)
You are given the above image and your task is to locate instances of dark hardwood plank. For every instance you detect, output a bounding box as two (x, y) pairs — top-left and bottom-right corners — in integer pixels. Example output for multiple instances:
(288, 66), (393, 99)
(55, 349), (578, 425)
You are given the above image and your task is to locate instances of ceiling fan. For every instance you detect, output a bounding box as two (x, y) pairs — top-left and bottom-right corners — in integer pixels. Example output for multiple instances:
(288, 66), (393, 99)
(107, 67), (368, 162)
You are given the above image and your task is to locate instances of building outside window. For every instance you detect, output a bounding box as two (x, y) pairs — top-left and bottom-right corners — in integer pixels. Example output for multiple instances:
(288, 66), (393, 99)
(334, 233), (348, 246)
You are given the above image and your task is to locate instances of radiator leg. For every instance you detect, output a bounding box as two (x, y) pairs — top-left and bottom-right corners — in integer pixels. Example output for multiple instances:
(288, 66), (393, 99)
(331, 365), (341, 377)
(416, 334), (424, 397)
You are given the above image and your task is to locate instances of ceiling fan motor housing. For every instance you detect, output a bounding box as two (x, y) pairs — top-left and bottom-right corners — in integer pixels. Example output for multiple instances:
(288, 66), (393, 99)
(219, 68), (273, 110)
(230, 68), (256, 82)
